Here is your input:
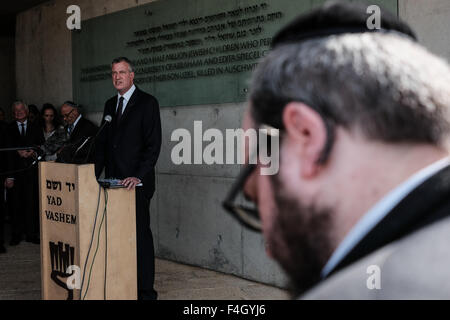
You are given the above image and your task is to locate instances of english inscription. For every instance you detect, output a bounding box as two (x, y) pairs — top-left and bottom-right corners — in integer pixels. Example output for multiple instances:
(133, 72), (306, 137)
(72, 0), (397, 108)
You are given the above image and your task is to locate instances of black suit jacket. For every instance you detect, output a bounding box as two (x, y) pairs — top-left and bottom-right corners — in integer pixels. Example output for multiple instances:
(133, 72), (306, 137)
(95, 86), (162, 196)
(5, 120), (45, 178)
(57, 116), (98, 164)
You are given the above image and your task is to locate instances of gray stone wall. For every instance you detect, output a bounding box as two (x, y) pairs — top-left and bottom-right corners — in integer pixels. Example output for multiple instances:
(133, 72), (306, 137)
(15, 0), (156, 108)
(399, 0), (450, 62)
(0, 36), (15, 120)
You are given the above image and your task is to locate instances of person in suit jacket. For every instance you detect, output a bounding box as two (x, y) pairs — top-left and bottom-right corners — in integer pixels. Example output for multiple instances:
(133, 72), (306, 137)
(223, 1), (450, 299)
(95, 57), (162, 300)
(5, 101), (45, 245)
(301, 163), (450, 299)
(57, 101), (98, 164)
(0, 119), (7, 253)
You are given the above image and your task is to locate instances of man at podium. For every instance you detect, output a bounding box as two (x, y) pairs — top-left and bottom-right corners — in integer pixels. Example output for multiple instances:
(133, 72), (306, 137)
(95, 57), (162, 300)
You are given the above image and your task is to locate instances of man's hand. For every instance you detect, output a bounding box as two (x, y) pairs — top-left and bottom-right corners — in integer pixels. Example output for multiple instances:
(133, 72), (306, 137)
(5, 178), (14, 189)
(17, 150), (34, 158)
(17, 150), (26, 157)
(120, 177), (141, 190)
(24, 150), (35, 158)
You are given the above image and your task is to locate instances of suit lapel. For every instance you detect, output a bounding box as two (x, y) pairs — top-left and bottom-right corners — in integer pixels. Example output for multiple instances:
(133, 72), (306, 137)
(330, 164), (450, 276)
(71, 118), (82, 140)
(117, 87), (139, 128)
(15, 122), (27, 144)
(110, 96), (118, 118)
(14, 122), (21, 137)
(25, 122), (34, 141)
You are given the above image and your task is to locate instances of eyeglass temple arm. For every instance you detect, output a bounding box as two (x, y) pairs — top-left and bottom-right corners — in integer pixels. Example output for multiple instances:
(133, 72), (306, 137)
(223, 163), (257, 205)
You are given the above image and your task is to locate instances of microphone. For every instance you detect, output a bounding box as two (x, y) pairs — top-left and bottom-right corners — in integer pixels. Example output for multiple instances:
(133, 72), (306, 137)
(81, 115), (112, 163)
(98, 115), (113, 135)
(31, 154), (43, 166)
(71, 136), (92, 160)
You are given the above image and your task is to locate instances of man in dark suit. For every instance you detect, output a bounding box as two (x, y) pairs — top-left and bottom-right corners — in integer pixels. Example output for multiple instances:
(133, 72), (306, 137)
(5, 101), (45, 245)
(0, 118), (7, 253)
(57, 101), (98, 163)
(224, 1), (450, 299)
(95, 57), (162, 300)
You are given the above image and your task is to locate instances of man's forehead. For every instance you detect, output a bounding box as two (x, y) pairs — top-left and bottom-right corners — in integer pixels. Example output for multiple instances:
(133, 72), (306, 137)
(61, 104), (73, 111)
(112, 61), (130, 71)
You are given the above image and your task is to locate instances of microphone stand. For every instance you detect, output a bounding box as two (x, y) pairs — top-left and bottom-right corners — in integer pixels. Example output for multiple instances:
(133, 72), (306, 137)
(82, 116), (112, 163)
(0, 146), (40, 152)
(0, 146), (43, 176)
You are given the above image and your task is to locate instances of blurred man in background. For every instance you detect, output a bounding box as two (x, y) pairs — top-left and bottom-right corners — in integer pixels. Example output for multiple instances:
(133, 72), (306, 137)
(225, 1), (450, 299)
(5, 101), (44, 245)
(57, 101), (98, 163)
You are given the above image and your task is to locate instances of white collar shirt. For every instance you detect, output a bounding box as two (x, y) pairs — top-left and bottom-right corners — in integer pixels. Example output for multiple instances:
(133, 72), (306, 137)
(116, 84), (136, 114)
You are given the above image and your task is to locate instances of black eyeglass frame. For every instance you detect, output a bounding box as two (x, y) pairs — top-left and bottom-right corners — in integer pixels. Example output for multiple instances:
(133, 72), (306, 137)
(62, 108), (75, 119)
(222, 124), (280, 232)
(222, 163), (260, 232)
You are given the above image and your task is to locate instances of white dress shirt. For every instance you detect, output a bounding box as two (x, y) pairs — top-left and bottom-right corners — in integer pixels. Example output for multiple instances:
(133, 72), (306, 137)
(72, 114), (82, 129)
(16, 120), (28, 135)
(116, 84), (136, 113)
(321, 156), (450, 278)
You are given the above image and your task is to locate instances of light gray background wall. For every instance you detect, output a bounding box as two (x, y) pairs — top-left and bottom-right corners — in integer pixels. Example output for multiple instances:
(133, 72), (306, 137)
(399, 0), (450, 62)
(13, 0), (450, 288)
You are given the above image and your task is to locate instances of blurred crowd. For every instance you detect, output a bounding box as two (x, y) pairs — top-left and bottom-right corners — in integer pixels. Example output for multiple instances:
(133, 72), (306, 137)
(0, 101), (98, 254)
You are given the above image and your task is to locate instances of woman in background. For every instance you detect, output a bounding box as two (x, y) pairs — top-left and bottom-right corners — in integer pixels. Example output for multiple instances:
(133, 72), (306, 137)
(28, 104), (40, 123)
(40, 103), (62, 161)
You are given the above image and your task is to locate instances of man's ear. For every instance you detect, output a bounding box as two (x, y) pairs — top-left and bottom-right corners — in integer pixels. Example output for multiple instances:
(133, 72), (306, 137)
(282, 102), (327, 177)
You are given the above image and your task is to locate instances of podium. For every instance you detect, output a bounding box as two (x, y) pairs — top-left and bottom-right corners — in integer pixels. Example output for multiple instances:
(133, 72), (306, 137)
(38, 162), (137, 300)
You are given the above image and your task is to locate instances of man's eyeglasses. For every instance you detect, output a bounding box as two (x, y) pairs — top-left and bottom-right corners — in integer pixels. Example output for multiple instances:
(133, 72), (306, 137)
(222, 125), (279, 233)
(62, 108), (74, 119)
(222, 163), (261, 232)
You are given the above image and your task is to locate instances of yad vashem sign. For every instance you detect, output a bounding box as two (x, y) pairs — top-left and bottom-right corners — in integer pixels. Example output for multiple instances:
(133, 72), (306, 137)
(72, 0), (397, 110)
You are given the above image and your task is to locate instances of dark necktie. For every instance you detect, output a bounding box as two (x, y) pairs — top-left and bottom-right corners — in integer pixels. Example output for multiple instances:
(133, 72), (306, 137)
(116, 96), (124, 124)
(68, 124), (74, 136)
(20, 123), (26, 136)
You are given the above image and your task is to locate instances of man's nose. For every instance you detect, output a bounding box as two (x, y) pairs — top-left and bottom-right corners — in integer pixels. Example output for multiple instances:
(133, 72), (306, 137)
(243, 169), (258, 202)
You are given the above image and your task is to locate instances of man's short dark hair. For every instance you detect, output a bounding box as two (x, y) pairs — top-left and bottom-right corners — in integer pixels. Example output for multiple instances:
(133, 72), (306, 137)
(63, 101), (79, 108)
(111, 57), (134, 72)
(271, 0), (416, 48)
(62, 101), (83, 114)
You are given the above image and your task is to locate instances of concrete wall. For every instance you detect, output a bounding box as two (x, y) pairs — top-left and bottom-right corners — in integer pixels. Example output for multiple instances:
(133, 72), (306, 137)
(15, 0), (156, 108)
(16, 0), (287, 288)
(399, 0), (450, 62)
(0, 36), (15, 120)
